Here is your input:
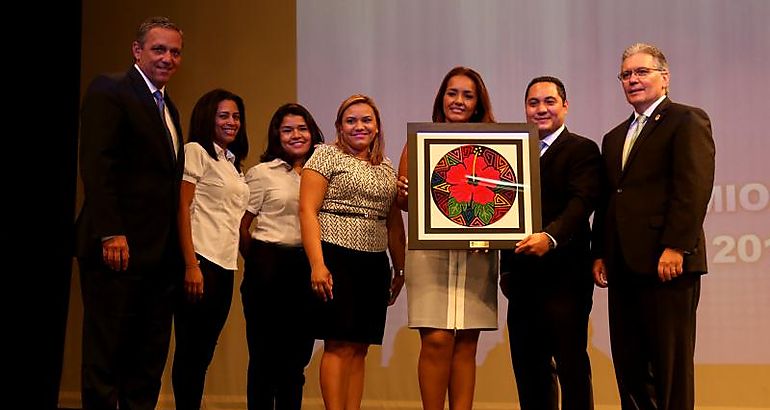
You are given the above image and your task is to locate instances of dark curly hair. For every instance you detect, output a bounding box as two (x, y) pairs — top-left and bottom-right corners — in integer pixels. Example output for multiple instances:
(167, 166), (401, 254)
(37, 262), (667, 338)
(187, 88), (249, 172)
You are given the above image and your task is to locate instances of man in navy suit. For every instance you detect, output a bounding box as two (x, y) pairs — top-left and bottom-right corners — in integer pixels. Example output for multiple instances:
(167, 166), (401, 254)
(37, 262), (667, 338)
(501, 76), (600, 410)
(592, 43), (715, 409)
(75, 16), (185, 410)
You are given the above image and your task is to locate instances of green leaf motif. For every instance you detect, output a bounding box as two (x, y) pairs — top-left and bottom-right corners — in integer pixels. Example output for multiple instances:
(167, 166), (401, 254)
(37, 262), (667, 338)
(474, 202), (494, 224)
(448, 197), (464, 218)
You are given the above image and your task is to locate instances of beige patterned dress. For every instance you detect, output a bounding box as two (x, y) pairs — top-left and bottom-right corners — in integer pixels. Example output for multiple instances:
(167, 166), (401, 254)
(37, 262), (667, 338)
(305, 144), (396, 252)
(303, 144), (398, 344)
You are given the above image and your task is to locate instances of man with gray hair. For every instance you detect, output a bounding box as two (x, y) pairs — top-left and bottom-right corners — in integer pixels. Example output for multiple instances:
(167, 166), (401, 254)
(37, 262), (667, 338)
(592, 43), (715, 409)
(76, 16), (185, 409)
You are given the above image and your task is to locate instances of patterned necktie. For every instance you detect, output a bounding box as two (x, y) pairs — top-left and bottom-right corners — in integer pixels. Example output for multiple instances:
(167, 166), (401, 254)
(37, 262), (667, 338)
(539, 140), (548, 157)
(622, 114), (646, 169)
(153, 90), (176, 161)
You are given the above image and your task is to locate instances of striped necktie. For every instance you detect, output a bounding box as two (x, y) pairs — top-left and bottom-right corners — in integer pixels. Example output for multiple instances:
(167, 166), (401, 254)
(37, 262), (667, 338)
(153, 90), (176, 161)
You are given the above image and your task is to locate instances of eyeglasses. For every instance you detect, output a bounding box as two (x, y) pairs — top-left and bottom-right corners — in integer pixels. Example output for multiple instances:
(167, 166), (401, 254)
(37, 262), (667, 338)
(617, 67), (667, 81)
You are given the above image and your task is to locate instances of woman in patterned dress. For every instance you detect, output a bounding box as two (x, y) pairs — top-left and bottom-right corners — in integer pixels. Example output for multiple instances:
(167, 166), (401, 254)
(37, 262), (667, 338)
(299, 94), (406, 410)
(396, 67), (498, 410)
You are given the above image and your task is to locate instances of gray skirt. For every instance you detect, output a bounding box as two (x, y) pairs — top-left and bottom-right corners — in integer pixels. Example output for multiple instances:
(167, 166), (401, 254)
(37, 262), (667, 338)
(405, 249), (499, 330)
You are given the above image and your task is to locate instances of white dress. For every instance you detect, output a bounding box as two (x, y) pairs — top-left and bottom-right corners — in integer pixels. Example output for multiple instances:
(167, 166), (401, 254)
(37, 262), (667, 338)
(406, 249), (499, 330)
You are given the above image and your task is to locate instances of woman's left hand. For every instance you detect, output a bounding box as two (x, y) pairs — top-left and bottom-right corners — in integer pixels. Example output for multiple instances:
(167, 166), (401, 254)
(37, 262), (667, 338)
(396, 176), (409, 199)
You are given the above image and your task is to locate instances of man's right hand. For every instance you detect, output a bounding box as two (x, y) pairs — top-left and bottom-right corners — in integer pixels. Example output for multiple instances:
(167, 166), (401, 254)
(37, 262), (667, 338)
(592, 258), (608, 288)
(102, 235), (129, 271)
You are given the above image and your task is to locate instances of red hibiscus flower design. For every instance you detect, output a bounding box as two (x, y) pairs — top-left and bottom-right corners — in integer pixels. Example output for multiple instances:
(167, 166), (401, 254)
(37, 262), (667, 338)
(446, 154), (500, 205)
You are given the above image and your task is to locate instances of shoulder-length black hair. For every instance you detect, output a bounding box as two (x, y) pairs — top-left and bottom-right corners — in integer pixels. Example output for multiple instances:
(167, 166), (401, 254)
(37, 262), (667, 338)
(261, 103), (324, 167)
(188, 88), (249, 172)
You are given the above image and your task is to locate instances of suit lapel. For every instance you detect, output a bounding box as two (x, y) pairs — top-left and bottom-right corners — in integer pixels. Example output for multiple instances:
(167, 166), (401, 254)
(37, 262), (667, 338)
(127, 67), (178, 165)
(540, 127), (568, 163)
(622, 97), (670, 174)
(164, 93), (185, 165)
(128, 68), (164, 128)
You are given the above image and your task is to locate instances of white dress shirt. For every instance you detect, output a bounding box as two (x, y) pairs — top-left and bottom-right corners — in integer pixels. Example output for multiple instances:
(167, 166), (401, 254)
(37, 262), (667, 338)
(183, 142), (249, 269)
(244, 159), (304, 246)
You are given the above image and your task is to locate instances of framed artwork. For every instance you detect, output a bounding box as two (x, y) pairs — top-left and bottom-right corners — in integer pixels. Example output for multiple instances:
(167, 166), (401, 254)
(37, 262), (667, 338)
(407, 122), (541, 249)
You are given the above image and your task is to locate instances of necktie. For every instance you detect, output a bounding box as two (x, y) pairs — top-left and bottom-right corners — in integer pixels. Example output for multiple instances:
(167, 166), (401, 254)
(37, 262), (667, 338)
(539, 140), (548, 157)
(153, 90), (176, 161)
(621, 114), (646, 169)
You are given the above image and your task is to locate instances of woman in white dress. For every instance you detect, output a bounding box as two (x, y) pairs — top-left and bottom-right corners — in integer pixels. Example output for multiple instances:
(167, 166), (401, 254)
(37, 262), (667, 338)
(396, 67), (498, 410)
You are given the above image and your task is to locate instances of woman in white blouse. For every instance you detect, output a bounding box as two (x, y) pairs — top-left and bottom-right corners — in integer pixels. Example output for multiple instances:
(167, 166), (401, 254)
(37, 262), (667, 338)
(239, 103), (325, 410)
(171, 89), (250, 409)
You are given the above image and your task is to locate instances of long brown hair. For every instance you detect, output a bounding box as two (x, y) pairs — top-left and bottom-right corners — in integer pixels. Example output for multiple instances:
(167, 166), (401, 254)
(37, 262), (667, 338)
(432, 66), (495, 123)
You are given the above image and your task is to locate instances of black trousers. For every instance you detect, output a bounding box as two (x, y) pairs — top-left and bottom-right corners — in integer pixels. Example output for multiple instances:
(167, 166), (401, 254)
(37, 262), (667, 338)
(172, 255), (234, 410)
(78, 254), (176, 410)
(241, 240), (315, 410)
(506, 278), (594, 410)
(608, 270), (700, 410)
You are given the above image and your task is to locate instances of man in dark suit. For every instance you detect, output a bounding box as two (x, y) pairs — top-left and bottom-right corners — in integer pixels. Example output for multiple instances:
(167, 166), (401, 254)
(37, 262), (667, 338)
(592, 43), (715, 410)
(75, 16), (185, 410)
(501, 76), (600, 410)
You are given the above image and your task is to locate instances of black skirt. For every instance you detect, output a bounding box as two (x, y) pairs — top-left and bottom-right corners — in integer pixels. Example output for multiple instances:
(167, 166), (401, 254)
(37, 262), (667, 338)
(312, 241), (391, 345)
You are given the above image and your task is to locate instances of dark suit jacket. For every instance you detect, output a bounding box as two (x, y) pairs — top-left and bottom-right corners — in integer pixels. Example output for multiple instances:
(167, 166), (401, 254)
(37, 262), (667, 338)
(76, 66), (185, 269)
(501, 128), (601, 288)
(592, 97), (715, 276)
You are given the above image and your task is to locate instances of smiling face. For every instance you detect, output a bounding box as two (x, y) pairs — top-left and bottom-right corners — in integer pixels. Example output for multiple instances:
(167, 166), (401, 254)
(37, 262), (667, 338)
(621, 52), (669, 113)
(132, 27), (182, 88)
(339, 103), (378, 159)
(213, 99), (240, 149)
(443, 75), (478, 123)
(525, 81), (568, 139)
(279, 114), (312, 164)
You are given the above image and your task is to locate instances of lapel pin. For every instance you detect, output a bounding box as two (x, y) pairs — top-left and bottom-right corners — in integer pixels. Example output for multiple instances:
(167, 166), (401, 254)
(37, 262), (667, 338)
(654, 114), (661, 121)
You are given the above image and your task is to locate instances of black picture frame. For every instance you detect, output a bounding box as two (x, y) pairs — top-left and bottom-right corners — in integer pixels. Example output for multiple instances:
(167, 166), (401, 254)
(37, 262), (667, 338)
(407, 122), (542, 249)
